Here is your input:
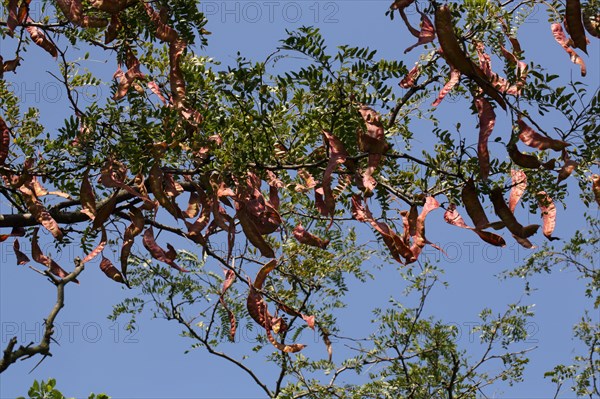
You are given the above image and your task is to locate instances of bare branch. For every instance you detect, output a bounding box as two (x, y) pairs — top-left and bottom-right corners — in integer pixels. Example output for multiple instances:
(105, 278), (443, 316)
(0, 258), (85, 373)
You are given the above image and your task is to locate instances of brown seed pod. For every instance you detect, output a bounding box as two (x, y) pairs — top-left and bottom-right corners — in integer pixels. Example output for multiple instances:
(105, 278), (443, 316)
(461, 178), (489, 229)
(19, 181), (63, 240)
(120, 207), (145, 278)
(55, 0), (108, 28)
(551, 23), (587, 76)
(433, 67), (461, 107)
(475, 97), (496, 179)
(565, 0), (588, 53)
(591, 174), (600, 206)
(518, 119), (570, 151)
(293, 224), (329, 249)
(26, 23), (58, 58)
(100, 256), (128, 286)
(490, 187), (538, 239)
(509, 169), (527, 212)
(435, 5), (507, 109)
(143, 227), (188, 272)
(537, 191), (559, 240)
(237, 207), (275, 258)
(507, 143), (542, 169)
(0, 117), (9, 166)
(80, 171), (97, 220)
(557, 158), (578, 183)
(435, 5), (476, 76)
(443, 204), (506, 247)
(13, 239), (30, 265)
(220, 269), (237, 342)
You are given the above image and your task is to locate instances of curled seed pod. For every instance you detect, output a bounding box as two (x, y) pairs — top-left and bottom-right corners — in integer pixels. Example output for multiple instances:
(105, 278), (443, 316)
(13, 240), (30, 265)
(432, 67), (461, 107)
(551, 23), (587, 76)
(443, 204), (506, 247)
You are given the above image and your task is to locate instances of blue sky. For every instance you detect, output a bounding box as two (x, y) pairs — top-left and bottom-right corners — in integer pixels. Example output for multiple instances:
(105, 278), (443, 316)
(1, 1), (599, 398)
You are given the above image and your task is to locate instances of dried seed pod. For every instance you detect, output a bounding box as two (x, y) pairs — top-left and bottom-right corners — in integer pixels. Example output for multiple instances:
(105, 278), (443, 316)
(246, 260), (289, 334)
(557, 158), (578, 183)
(237, 208), (275, 258)
(92, 192), (118, 230)
(80, 171), (97, 220)
(13, 240), (30, 265)
(55, 0), (108, 28)
(461, 179), (489, 229)
(507, 143), (542, 169)
(31, 229), (76, 282)
(518, 119), (570, 151)
(443, 204), (506, 247)
(82, 228), (107, 264)
(565, 0), (588, 53)
(390, 0), (415, 10)
(400, 64), (419, 88)
(509, 169), (527, 212)
(143, 227), (188, 272)
(435, 5), (507, 109)
(293, 224), (329, 249)
(433, 67), (461, 107)
(476, 97), (496, 179)
(551, 23), (587, 76)
(591, 174), (600, 206)
(537, 191), (559, 240)
(6, 0), (18, 32)
(0, 117), (9, 166)
(19, 182), (63, 240)
(26, 23), (58, 58)
(404, 12), (436, 54)
(490, 187), (538, 239)
(219, 269), (237, 342)
(120, 207), (145, 277)
(148, 163), (182, 219)
(100, 256), (128, 286)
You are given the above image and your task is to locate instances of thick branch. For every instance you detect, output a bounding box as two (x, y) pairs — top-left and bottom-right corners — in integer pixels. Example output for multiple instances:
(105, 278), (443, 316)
(0, 188), (134, 228)
(0, 181), (198, 229)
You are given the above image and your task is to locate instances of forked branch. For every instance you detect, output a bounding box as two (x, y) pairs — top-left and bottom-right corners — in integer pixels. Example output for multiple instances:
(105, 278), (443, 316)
(0, 258), (85, 373)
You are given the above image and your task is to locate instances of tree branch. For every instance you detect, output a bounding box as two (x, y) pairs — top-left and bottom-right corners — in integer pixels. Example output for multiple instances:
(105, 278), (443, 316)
(0, 180), (199, 229)
(388, 75), (440, 129)
(0, 258), (85, 373)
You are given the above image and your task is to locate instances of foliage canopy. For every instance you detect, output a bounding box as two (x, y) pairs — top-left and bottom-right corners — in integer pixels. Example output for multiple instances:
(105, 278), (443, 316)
(0, 0), (599, 397)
